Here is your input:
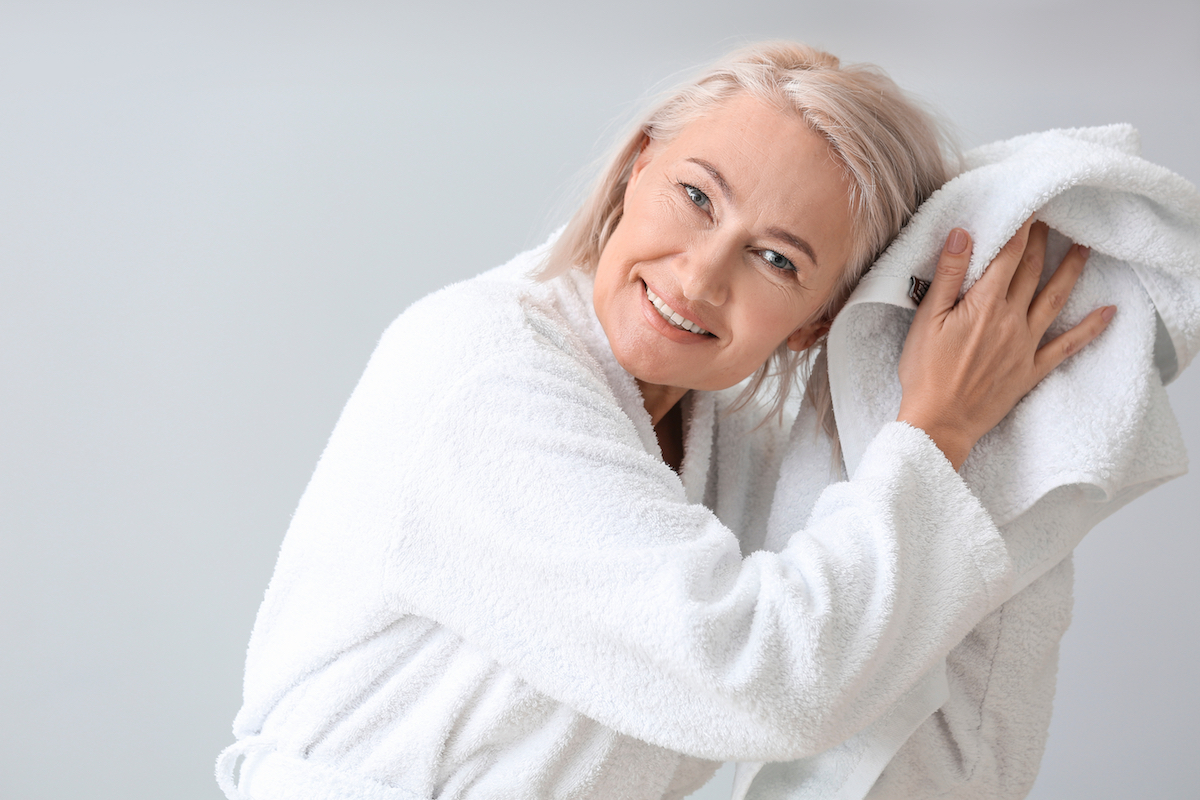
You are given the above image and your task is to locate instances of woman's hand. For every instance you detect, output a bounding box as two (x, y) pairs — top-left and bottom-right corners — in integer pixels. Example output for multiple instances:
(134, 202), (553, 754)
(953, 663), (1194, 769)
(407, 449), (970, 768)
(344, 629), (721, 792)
(897, 218), (1115, 470)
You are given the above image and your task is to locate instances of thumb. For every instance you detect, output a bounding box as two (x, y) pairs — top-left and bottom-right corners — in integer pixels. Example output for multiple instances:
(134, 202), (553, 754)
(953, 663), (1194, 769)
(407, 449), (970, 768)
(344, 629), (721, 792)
(919, 228), (973, 317)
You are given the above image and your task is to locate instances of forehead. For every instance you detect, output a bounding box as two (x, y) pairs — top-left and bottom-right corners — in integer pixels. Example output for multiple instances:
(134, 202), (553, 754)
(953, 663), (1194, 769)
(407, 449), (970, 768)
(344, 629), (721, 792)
(664, 94), (842, 188)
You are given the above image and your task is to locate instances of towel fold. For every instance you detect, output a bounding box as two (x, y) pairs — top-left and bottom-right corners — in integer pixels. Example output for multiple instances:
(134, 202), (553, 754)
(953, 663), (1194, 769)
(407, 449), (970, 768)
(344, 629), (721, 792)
(739, 125), (1200, 799)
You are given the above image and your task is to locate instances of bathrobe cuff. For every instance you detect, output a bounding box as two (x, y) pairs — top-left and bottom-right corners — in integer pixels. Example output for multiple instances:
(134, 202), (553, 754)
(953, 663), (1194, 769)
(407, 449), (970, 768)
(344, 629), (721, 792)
(854, 421), (1013, 615)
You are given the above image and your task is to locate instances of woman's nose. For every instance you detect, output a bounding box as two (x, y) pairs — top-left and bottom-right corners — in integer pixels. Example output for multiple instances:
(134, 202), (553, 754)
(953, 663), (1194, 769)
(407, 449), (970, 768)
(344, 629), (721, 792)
(678, 235), (733, 306)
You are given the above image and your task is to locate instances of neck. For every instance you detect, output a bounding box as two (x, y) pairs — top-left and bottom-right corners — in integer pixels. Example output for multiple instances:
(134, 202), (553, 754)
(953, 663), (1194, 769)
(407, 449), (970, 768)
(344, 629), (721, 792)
(637, 380), (689, 426)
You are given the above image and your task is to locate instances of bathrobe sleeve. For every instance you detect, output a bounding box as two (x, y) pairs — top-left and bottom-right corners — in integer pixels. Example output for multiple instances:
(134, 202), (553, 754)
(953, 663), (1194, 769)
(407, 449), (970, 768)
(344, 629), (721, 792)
(270, 280), (1014, 763)
(866, 557), (1073, 799)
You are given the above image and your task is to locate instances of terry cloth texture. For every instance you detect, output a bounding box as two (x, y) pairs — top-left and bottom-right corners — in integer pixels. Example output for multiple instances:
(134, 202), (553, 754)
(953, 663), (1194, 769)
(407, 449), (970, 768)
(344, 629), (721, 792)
(217, 237), (1017, 800)
(734, 125), (1200, 799)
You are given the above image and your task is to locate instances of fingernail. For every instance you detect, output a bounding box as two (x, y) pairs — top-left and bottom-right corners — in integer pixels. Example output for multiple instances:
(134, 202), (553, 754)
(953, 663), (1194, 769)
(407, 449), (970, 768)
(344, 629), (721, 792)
(947, 228), (968, 255)
(1080, 245), (1091, 259)
(1102, 305), (1116, 322)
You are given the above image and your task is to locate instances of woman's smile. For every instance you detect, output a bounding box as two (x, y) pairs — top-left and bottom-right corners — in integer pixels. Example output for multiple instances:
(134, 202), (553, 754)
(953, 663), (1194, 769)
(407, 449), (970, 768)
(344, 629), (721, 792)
(643, 282), (713, 337)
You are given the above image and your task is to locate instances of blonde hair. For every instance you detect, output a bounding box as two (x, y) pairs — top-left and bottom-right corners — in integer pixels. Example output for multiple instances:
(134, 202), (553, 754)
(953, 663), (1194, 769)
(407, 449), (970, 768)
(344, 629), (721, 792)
(542, 41), (954, 437)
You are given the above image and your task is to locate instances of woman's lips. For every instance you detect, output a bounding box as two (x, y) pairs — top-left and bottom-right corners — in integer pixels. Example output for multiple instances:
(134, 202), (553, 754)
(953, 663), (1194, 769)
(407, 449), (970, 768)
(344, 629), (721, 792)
(643, 283), (712, 336)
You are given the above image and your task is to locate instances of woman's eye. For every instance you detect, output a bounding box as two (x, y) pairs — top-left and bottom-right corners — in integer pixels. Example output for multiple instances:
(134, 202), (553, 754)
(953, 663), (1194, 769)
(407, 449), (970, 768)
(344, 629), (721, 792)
(761, 249), (796, 272)
(683, 184), (710, 209)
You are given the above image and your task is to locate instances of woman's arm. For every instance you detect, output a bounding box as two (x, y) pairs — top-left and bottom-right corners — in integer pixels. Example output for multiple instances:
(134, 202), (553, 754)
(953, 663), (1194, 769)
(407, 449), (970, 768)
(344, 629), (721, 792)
(248, 216), (1102, 765)
(337, 281), (1015, 762)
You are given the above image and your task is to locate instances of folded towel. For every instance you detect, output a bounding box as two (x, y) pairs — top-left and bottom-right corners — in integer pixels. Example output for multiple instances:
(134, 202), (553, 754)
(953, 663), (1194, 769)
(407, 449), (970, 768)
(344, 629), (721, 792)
(738, 125), (1200, 799)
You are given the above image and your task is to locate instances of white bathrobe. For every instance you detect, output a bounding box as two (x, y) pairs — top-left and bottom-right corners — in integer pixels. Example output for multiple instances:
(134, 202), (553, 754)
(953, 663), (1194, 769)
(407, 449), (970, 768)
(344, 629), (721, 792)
(217, 238), (1022, 800)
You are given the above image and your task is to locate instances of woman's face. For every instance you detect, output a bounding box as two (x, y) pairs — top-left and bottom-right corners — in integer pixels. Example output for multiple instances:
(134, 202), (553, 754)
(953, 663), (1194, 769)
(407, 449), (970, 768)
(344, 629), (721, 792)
(593, 93), (855, 394)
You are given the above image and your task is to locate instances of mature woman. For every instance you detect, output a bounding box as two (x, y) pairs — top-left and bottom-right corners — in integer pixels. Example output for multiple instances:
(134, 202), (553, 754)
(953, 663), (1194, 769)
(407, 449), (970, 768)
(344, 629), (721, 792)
(217, 42), (1110, 800)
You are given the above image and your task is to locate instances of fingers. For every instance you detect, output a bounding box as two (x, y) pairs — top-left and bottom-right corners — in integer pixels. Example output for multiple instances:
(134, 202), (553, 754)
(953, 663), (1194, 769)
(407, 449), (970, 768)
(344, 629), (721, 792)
(1033, 304), (1116, 380)
(974, 216), (1034, 296)
(920, 227), (974, 317)
(1028, 243), (1090, 336)
(1006, 221), (1049, 308)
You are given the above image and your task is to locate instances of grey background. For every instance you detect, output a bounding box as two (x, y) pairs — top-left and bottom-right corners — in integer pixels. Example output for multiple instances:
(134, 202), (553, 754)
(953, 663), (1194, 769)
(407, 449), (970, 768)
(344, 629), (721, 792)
(1, 1), (1196, 798)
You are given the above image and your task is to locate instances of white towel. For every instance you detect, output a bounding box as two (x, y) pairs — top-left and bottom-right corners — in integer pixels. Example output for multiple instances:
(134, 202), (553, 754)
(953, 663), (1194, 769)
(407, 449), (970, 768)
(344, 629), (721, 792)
(738, 125), (1200, 799)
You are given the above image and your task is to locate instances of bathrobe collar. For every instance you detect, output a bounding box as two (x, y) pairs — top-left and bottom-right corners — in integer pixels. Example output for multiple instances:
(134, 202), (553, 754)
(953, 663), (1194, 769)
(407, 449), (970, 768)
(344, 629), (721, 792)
(555, 267), (716, 505)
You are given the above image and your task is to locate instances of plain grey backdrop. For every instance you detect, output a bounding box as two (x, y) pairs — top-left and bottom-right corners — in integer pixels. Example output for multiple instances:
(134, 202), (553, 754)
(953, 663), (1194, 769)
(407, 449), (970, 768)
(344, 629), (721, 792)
(1, 1), (1196, 798)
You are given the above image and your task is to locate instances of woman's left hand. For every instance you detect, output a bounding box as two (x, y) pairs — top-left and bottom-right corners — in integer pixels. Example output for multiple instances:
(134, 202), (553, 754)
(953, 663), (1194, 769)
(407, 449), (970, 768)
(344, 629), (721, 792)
(896, 218), (1115, 470)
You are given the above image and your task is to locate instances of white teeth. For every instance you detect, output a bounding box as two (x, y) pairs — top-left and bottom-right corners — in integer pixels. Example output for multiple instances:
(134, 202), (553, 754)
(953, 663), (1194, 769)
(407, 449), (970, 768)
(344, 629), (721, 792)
(645, 285), (711, 336)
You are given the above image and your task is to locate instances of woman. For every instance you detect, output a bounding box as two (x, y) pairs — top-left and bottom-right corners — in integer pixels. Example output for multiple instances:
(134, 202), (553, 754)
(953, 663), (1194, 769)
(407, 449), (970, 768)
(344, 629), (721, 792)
(218, 42), (1109, 799)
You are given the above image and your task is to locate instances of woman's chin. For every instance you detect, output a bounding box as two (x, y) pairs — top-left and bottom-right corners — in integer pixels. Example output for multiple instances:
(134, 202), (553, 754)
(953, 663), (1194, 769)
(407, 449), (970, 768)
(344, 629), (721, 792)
(613, 356), (685, 394)
(618, 356), (742, 396)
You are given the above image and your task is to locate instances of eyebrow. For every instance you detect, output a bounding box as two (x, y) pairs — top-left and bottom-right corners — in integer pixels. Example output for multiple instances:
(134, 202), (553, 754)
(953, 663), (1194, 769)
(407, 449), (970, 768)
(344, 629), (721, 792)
(686, 157), (820, 268)
(767, 227), (818, 268)
(687, 158), (734, 202)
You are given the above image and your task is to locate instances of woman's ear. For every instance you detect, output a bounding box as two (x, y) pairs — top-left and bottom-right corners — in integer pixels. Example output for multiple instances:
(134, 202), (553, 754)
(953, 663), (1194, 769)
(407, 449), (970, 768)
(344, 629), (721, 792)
(786, 319), (831, 352)
(627, 134), (656, 192)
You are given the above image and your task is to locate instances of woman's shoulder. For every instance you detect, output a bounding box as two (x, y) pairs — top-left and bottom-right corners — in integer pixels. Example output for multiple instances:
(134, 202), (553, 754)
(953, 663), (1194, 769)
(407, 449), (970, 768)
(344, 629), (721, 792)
(368, 240), (602, 396)
(384, 266), (534, 357)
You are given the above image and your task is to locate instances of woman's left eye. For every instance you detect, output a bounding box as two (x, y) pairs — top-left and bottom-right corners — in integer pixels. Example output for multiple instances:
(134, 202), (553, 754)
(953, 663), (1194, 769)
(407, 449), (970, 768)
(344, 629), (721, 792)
(760, 249), (796, 272)
(682, 184), (710, 209)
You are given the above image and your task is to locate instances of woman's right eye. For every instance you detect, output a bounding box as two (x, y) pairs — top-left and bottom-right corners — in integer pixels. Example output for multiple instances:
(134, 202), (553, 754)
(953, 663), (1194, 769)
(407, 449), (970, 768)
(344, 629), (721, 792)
(682, 184), (710, 210)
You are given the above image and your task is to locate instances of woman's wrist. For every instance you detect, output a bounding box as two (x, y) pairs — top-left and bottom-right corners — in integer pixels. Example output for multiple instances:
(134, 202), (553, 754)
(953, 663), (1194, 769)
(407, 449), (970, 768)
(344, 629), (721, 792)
(895, 406), (973, 471)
